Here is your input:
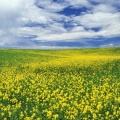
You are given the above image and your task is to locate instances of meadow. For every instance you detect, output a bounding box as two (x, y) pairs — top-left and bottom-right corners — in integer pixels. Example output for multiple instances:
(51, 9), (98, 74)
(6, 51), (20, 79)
(0, 48), (120, 120)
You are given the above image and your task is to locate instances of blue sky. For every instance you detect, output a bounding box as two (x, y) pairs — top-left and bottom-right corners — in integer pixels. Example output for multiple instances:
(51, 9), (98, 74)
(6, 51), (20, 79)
(0, 0), (120, 48)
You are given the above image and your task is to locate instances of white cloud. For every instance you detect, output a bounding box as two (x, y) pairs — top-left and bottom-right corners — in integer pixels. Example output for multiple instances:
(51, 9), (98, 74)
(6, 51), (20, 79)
(71, 26), (85, 32)
(93, 4), (117, 13)
(0, 0), (34, 45)
(65, 0), (92, 8)
(0, 0), (120, 48)
(74, 12), (120, 28)
(14, 45), (71, 49)
(0, 0), (24, 10)
(89, 0), (120, 6)
(33, 31), (98, 41)
(98, 22), (120, 37)
(0, 30), (4, 36)
(36, 0), (67, 12)
(100, 43), (114, 48)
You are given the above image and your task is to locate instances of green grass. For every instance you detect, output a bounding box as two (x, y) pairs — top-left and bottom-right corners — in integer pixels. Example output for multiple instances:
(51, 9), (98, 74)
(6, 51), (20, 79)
(0, 47), (120, 120)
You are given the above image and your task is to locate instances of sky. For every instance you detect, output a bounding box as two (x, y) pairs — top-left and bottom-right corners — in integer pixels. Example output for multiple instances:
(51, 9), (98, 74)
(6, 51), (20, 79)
(0, 0), (120, 48)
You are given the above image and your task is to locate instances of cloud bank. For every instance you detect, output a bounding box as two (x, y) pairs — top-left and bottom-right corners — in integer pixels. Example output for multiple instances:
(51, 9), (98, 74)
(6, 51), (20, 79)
(0, 0), (120, 48)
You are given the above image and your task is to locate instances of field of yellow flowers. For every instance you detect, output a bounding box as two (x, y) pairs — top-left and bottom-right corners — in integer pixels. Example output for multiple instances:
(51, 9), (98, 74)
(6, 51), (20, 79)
(0, 48), (120, 120)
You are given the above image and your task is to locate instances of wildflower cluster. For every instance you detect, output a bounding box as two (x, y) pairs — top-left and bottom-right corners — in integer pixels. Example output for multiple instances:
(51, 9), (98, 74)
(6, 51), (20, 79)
(0, 48), (120, 120)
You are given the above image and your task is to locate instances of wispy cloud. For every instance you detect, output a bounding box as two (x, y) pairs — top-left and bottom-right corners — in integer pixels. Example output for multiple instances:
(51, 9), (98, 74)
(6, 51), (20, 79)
(0, 0), (120, 48)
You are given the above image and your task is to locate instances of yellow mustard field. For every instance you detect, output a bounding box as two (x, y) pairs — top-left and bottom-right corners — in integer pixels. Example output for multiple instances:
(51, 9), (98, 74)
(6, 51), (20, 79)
(0, 48), (120, 120)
